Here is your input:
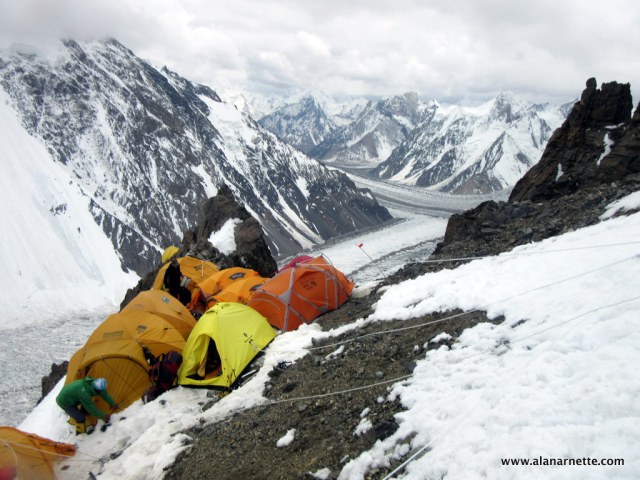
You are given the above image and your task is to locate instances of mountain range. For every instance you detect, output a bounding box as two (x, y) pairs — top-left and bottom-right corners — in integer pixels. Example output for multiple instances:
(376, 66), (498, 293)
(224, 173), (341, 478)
(257, 91), (573, 194)
(0, 39), (391, 280)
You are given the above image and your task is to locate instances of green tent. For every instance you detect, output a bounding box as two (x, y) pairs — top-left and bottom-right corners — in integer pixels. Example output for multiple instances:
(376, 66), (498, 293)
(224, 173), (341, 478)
(177, 302), (276, 388)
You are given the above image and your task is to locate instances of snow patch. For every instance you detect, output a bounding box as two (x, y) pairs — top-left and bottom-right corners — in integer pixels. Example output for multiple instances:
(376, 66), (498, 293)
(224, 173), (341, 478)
(277, 428), (297, 447)
(311, 467), (332, 479)
(208, 218), (242, 255)
(353, 417), (373, 436)
(601, 191), (640, 220)
(597, 132), (614, 166)
(296, 176), (310, 197)
(430, 332), (452, 343)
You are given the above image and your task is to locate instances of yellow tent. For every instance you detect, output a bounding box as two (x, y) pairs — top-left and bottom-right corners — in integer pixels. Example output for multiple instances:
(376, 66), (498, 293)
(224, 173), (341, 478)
(65, 310), (187, 415)
(178, 302), (276, 389)
(121, 290), (196, 340)
(161, 245), (180, 264)
(152, 256), (219, 292)
(0, 426), (76, 480)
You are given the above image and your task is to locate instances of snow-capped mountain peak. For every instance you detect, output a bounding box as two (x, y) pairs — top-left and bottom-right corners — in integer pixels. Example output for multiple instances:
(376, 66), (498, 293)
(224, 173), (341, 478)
(373, 91), (568, 194)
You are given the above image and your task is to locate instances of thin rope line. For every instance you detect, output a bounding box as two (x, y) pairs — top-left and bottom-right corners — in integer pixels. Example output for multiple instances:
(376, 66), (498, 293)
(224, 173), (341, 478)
(412, 240), (640, 265)
(377, 293), (640, 479)
(307, 310), (476, 352)
(305, 253), (639, 353)
(0, 438), (86, 460)
(0, 438), (19, 468)
(268, 374), (412, 405)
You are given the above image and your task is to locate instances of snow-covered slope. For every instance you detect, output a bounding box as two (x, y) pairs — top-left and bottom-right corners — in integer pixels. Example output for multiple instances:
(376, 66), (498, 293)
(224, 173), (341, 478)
(0, 88), (137, 325)
(0, 39), (391, 281)
(258, 95), (338, 154)
(18, 191), (640, 480)
(374, 93), (570, 193)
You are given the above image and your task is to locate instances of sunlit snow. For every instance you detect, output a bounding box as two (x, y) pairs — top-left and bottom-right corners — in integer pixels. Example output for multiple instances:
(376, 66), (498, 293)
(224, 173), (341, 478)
(8, 190), (639, 480)
(208, 218), (242, 255)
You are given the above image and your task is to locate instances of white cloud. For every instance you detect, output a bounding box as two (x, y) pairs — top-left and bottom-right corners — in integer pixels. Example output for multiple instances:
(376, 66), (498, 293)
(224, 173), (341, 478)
(1, 0), (638, 103)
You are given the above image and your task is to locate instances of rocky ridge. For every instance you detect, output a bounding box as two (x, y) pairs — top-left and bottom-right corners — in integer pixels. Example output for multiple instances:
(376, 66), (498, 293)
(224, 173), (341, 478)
(165, 79), (639, 479)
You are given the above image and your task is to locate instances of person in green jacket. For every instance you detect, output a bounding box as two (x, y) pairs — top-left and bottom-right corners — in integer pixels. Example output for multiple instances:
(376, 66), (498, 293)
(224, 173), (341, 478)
(56, 377), (118, 434)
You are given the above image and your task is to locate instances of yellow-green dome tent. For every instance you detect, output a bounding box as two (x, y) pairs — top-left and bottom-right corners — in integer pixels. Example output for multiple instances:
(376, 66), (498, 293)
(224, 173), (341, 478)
(178, 302), (276, 389)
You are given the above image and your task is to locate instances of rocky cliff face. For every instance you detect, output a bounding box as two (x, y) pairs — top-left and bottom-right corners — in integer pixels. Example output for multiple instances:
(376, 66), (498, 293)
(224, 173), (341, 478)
(418, 79), (640, 269)
(510, 78), (638, 202)
(0, 39), (391, 276)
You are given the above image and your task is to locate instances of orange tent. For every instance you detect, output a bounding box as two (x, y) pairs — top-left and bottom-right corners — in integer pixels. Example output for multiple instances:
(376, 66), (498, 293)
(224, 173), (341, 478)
(278, 255), (313, 272)
(0, 426), (76, 480)
(189, 267), (260, 315)
(121, 290), (196, 339)
(212, 276), (266, 305)
(65, 310), (187, 415)
(248, 255), (354, 332)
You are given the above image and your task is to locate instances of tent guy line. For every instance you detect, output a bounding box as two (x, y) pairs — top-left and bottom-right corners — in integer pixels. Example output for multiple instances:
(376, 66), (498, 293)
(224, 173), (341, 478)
(264, 295), (640, 405)
(415, 240), (640, 265)
(268, 374), (413, 405)
(379, 294), (640, 480)
(299, 253), (640, 354)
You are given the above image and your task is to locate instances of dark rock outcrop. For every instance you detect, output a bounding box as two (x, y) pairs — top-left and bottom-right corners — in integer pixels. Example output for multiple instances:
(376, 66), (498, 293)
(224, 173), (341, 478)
(387, 79), (640, 281)
(180, 184), (278, 277)
(38, 361), (68, 404)
(119, 185), (278, 308)
(510, 78), (636, 202)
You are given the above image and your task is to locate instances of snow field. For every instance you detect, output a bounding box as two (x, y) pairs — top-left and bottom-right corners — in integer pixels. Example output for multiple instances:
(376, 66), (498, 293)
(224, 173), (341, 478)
(14, 195), (640, 480)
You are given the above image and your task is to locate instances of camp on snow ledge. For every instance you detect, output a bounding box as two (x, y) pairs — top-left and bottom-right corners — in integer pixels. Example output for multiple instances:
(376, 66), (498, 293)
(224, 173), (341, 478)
(248, 254), (355, 333)
(177, 302), (276, 389)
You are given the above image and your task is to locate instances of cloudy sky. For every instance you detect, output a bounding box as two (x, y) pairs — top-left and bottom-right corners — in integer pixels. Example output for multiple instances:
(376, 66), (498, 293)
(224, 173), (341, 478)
(1, 0), (639, 103)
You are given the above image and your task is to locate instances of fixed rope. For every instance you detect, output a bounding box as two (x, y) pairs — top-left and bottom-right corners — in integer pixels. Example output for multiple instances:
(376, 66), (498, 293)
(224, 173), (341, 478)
(294, 253), (640, 354)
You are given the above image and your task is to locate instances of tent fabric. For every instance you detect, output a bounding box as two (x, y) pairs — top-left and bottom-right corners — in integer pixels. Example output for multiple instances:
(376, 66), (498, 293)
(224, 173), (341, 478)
(248, 255), (354, 332)
(152, 256), (219, 292)
(211, 276), (266, 305)
(278, 255), (313, 272)
(161, 246), (180, 264)
(178, 302), (276, 388)
(188, 267), (260, 315)
(0, 426), (75, 480)
(65, 310), (187, 414)
(121, 290), (196, 339)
